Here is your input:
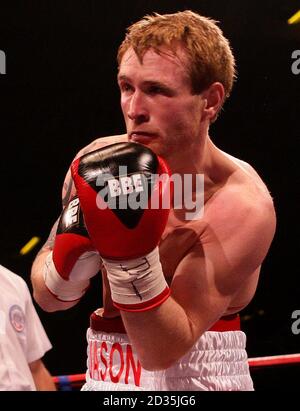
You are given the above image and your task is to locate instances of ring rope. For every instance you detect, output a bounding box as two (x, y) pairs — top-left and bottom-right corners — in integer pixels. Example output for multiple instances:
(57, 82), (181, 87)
(52, 353), (300, 387)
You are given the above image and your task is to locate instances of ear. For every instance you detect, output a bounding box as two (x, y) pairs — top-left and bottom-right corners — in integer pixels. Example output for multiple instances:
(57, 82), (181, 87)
(202, 82), (225, 122)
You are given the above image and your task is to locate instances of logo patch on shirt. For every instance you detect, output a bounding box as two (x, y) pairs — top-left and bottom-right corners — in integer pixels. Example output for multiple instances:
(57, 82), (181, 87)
(9, 304), (25, 332)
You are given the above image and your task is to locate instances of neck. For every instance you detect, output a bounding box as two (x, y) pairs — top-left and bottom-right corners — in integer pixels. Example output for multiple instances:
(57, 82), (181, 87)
(166, 135), (228, 209)
(167, 132), (213, 177)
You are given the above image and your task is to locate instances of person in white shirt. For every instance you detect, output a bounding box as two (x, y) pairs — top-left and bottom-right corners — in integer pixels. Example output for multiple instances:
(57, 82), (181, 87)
(0, 264), (56, 391)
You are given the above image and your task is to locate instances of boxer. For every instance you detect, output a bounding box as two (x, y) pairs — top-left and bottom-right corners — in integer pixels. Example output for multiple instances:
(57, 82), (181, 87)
(31, 11), (276, 390)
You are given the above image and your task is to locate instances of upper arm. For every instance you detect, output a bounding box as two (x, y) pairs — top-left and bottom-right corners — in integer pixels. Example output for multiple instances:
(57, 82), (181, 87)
(29, 358), (44, 373)
(170, 190), (276, 334)
(29, 359), (56, 391)
(62, 168), (75, 208)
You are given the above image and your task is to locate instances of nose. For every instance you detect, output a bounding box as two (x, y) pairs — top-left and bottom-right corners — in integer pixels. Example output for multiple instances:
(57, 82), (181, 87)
(127, 91), (149, 124)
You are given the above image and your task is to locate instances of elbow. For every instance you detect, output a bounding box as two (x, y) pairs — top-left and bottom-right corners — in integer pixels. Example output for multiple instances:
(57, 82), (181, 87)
(33, 290), (59, 312)
(33, 289), (73, 313)
(138, 327), (199, 371)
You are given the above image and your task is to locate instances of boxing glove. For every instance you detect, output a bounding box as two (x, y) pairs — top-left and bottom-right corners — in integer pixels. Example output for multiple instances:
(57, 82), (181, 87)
(44, 196), (101, 301)
(71, 142), (171, 312)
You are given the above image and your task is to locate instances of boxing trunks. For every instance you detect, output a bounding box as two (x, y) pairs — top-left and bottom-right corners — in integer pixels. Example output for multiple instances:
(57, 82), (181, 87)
(81, 311), (254, 391)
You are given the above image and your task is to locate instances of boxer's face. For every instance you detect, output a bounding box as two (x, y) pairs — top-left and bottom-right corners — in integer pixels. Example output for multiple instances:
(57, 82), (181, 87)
(118, 47), (206, 159)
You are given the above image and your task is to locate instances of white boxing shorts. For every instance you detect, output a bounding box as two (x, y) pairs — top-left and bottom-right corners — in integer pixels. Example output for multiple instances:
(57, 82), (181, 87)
(81, 312), (254, 391)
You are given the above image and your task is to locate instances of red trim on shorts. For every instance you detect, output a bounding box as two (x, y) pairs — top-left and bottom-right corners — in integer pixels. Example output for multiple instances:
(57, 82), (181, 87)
(208, 314), (240, 332)
(90, 310), (240, 334)
(90, 311), (126, 333)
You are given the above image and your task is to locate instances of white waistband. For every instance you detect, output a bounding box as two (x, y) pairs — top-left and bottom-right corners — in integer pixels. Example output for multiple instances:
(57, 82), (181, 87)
(82, 328), (253, 391)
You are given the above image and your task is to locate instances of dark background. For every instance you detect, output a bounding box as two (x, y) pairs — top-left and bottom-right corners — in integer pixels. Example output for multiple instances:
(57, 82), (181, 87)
(1, 0), (299, 390)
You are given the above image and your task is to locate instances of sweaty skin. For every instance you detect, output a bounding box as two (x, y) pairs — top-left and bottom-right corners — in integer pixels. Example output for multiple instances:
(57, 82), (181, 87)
(59, 133), (274, 319)
(31, 47), (276, 370)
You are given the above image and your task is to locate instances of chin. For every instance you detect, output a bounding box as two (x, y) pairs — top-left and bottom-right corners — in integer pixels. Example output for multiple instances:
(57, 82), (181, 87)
(131, 138), (157, 151)
(144, 141), (163, 156)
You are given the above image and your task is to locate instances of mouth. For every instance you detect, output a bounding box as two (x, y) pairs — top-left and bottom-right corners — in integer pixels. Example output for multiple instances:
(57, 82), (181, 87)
(129, 131), (158, 144)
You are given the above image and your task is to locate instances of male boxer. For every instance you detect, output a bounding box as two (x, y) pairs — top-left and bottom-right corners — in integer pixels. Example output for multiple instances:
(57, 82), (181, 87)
(31, 11), (276, 390)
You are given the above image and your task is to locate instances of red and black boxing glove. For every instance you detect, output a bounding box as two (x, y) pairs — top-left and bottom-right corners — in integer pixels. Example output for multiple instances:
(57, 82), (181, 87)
(44, 196), (101, 301)
(71, 142), (171, 312)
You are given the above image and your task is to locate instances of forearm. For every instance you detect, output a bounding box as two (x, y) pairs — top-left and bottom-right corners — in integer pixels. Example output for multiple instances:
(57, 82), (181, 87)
(121, 297), (198, 371)
(31, 249), (78, 312)
(71, 143), (197, 369)
(31, 205), (99, 311)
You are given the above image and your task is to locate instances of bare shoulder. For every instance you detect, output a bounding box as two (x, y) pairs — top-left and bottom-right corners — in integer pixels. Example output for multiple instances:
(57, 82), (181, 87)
(221, 150), (272, 197)
(75, 134), (128, 158)
(203, 169), (276, 271)
(209, 179), (275, 229)
(208, 147), (275, 224)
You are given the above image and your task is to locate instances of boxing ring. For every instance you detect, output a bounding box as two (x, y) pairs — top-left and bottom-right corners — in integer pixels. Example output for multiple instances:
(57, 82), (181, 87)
(53, 352), (300, 390)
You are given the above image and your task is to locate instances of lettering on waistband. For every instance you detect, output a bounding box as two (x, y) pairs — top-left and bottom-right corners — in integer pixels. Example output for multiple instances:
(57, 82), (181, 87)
(89, 339), (142, 387)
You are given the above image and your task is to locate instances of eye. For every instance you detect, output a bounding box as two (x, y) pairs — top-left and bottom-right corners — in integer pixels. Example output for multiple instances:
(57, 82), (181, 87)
(148, 85), (164, 95)
(145, 83), (174, 97)
(120, 82), (133, 93)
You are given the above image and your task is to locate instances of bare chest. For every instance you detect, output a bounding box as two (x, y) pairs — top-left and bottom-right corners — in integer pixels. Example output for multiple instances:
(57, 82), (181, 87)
(159, 211), (205, 284)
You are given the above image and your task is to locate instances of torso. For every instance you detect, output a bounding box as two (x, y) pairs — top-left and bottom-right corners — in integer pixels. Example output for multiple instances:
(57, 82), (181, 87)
(160, 149), (271, 315)
(75, 134), (273, 317)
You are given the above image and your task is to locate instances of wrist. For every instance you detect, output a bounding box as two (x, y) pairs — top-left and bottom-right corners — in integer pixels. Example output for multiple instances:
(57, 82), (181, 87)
(102, 247), (170, 312)
(43, 252), (90, 302)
